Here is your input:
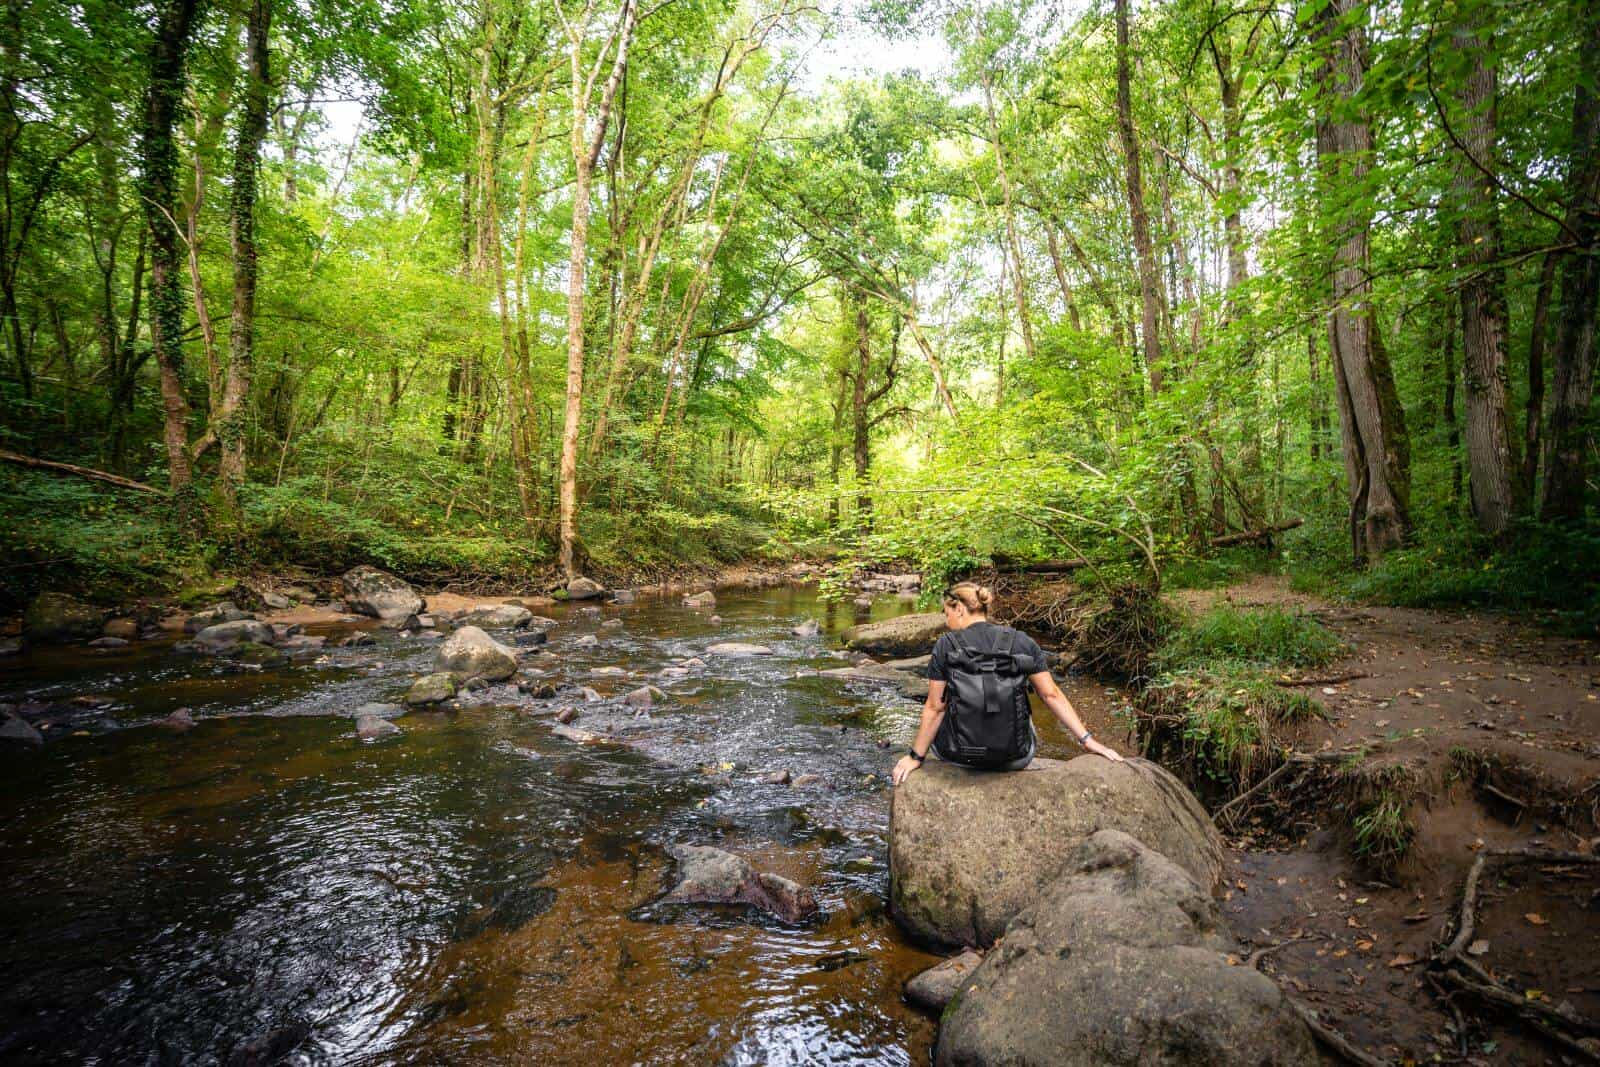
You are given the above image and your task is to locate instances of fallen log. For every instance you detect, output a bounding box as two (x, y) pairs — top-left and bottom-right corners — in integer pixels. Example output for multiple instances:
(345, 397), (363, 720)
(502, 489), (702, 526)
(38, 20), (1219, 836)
(1208, 519), (1304, 548)
(0, 449), (165, 495)
(991, 555), (1090, 574)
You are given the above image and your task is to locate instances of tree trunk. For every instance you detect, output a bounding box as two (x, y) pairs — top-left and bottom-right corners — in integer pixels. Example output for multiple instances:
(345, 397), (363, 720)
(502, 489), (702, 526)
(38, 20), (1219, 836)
(139, 0), (202, 496)
(1444, 314), (1462, 503)
(1114, 0), (1165, 394)
(1043, 227), (1083, 332)
(219, 0), (271, 511)
(1538, 0), (1600, 521)
(1521, 250), (1557, 505)
(559, 0), (638, 580)
(1451, 14), (1515, 538)
(851, 286), (872, 526)
(1315, 0), (1410, 559)
(982, 72), (1036, 362)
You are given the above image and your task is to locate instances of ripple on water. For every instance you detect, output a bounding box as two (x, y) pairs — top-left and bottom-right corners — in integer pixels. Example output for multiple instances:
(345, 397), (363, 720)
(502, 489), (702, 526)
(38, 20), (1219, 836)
(0, 586), (1016, 1064)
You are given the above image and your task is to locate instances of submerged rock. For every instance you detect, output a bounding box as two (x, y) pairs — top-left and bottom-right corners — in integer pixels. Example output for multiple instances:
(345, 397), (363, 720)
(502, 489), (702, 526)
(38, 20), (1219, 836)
(404, 673), (458, 706)
(682, 590), (716, 609)
(87, 636), (129, 649)
(573, 634), (599, 648)
(338, 632), (376, 648)
(24, 593), (107, 643)
(551, 722), (602, 743)
(842, 613), (946, 657)
(453, 603), (533, 629)
(664, 844), (819, 923)
(341, 565), (424, 621)
(935, 830), (1315, 1067)
(261, 591), (291, 610)
(611, 588), (637, 604)
(436, 625), (517, 682)
(791, 618), (821, 637)
(160, 708), (197, 731)
(890, 757), (1222, 947)
(905, 950), (983, 1013)
(352, 702), (405, 720)
(0, 637), (20, 656)
(566, 576), (606, 601)
(355, 714), (402, 739)
(706, 642), (773, 656)
(555, 707), (579, 724)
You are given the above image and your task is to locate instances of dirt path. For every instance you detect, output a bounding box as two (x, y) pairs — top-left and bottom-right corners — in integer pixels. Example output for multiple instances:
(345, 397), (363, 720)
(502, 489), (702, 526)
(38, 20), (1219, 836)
(1177, 576), (1599, 827)
(1178, 577), (1600, 1064)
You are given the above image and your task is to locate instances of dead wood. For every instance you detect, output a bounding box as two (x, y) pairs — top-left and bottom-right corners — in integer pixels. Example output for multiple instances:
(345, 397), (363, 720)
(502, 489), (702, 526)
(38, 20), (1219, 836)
(1208, 518), (1304, 548)
(0, 449), (165, 495)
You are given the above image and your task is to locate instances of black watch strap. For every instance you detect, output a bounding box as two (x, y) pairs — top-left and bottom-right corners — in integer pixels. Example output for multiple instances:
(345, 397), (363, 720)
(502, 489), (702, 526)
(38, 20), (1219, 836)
(908, 748), (926, 763)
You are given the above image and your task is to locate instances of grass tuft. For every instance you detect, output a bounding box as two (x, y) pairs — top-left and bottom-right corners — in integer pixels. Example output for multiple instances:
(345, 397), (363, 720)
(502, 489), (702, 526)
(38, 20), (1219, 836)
(1159, 604), (1344, 672)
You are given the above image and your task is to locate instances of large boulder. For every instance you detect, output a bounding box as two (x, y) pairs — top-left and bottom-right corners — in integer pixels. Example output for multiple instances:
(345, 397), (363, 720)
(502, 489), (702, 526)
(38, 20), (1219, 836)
(436, 625), (517, 682)
(935, 830), (1315, 1067)
(842, 612), (946, 657)
(23, 593), (106, 643)
(341, 565), (424, 621)
(452, 603), (533, 629)
(890, 757), (1222, 947)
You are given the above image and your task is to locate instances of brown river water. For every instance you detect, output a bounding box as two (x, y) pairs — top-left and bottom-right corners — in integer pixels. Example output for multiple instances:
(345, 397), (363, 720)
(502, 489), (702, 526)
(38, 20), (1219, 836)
(0, 584), (1128, 1065)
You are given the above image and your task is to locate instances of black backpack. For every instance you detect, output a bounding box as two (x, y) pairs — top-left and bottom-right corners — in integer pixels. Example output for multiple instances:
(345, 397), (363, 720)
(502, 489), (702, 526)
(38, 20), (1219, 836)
(935, 627), (1032, 769)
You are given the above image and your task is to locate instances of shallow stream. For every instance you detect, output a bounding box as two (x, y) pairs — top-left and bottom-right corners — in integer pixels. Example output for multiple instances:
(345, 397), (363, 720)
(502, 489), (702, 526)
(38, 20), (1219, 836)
(0, 584), (1120, 1065)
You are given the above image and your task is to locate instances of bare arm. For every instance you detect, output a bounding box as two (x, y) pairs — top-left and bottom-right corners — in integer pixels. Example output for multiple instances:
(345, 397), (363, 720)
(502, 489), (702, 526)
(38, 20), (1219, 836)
(892, 679), (947, 785)
(1029, 670), (1124, 762)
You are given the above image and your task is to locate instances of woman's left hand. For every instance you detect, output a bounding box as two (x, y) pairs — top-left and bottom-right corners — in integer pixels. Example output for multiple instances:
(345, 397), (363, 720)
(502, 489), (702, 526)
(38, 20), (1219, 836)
(1084, 737), (1125, 762)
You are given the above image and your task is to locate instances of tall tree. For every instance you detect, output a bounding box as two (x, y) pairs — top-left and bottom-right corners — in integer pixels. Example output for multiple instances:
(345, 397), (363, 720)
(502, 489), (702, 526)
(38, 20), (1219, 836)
(218, 0), (272, 510)
(1114, 0), (1166, 393)
(557, 0), (638, 580)
(1448, 6), (1515, 537)
(1314, 0), (1411, 559)
(139, 0), (204, 496)
(1538, 0), (1600, 522)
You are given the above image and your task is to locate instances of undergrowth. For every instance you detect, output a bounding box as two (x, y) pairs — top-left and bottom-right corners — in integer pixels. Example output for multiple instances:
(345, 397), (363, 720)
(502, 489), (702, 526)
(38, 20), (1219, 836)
(1157, 604), (1344, 672)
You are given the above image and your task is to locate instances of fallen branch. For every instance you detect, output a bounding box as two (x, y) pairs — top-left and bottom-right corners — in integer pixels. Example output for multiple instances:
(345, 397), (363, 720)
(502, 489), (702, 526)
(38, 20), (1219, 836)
(991, 555), (1091, 575)
(0, 449), (165, 495)
(1208, 518), (1304, 548)
(1277, 671), (1368, 687)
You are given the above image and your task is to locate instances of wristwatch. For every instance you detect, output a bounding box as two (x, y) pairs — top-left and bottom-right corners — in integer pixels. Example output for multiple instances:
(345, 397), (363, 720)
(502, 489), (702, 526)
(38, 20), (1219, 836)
(907, 748), (926, 763)
(1077, 730), (1093, 746)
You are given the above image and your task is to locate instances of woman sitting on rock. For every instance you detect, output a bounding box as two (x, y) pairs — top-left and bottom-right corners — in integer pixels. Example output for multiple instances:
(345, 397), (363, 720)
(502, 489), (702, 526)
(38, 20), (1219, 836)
(892, 582), (1123, 786)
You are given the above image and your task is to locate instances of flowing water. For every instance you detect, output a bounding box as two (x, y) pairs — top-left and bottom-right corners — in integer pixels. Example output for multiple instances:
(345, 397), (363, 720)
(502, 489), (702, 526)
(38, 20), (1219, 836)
(0, 585), (1121, 1065)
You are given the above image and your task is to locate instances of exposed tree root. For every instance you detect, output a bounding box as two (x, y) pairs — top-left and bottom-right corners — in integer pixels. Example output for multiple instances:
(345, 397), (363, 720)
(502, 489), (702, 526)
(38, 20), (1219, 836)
(1286, 997), (1389, 1067)
(1431, 848), (1600, 1062)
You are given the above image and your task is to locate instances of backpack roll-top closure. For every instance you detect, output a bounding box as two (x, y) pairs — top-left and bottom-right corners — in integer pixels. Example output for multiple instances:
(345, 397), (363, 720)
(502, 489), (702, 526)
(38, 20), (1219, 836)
(948, 628), (1017, 716)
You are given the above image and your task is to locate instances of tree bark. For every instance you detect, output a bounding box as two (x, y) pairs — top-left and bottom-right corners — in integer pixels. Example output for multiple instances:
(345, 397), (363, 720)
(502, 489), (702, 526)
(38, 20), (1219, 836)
(1315, 0), (1410, 559)
(1114, 0), (1165, 394)
(1451, 14), (1515, 537)
(982, 71), (1037, 362)
(851, 286), (872, 526)
(218, 0), (271, 510)
(1521, 250), (1557, 505)
(1538, 0), (1600, 521)
(139, 0), (203, 496)
(559, 0), (638, 580)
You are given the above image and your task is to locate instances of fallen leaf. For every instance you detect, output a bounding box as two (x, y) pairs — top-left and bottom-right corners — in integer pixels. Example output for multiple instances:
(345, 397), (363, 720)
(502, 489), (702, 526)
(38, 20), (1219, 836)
(1356, 939), (1374, 951)
(1525, 989), (1544, 1001)
(1388, 954), (1419, 967)
(1467, 939), (1490, 956)
(1525, 913), (1548, 926)
(1226, 954), (1242, 966)
(1322, 687), (1338, 695)
(1355, 896), (1370, 905)
(1347, 915), (1364, 928)
(1333, 948), (1349, 959)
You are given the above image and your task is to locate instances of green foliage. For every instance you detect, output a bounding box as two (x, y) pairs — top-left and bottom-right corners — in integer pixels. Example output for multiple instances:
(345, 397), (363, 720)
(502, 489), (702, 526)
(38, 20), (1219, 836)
(1159, 605), (1344, 672)
(1349, 791), (1416, 870)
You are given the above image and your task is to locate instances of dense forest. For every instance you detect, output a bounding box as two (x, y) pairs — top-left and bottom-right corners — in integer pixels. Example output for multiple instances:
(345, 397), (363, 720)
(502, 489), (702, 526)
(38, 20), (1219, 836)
(3, 0), (1598, 624)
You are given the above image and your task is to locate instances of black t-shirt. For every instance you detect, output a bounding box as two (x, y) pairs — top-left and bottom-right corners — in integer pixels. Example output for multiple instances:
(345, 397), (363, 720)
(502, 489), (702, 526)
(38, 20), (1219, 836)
(927, 621), (1048, 683)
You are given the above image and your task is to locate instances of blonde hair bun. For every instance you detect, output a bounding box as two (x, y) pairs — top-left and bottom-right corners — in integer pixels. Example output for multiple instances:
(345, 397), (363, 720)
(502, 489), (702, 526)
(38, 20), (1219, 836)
(943, 581), (994, 615)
